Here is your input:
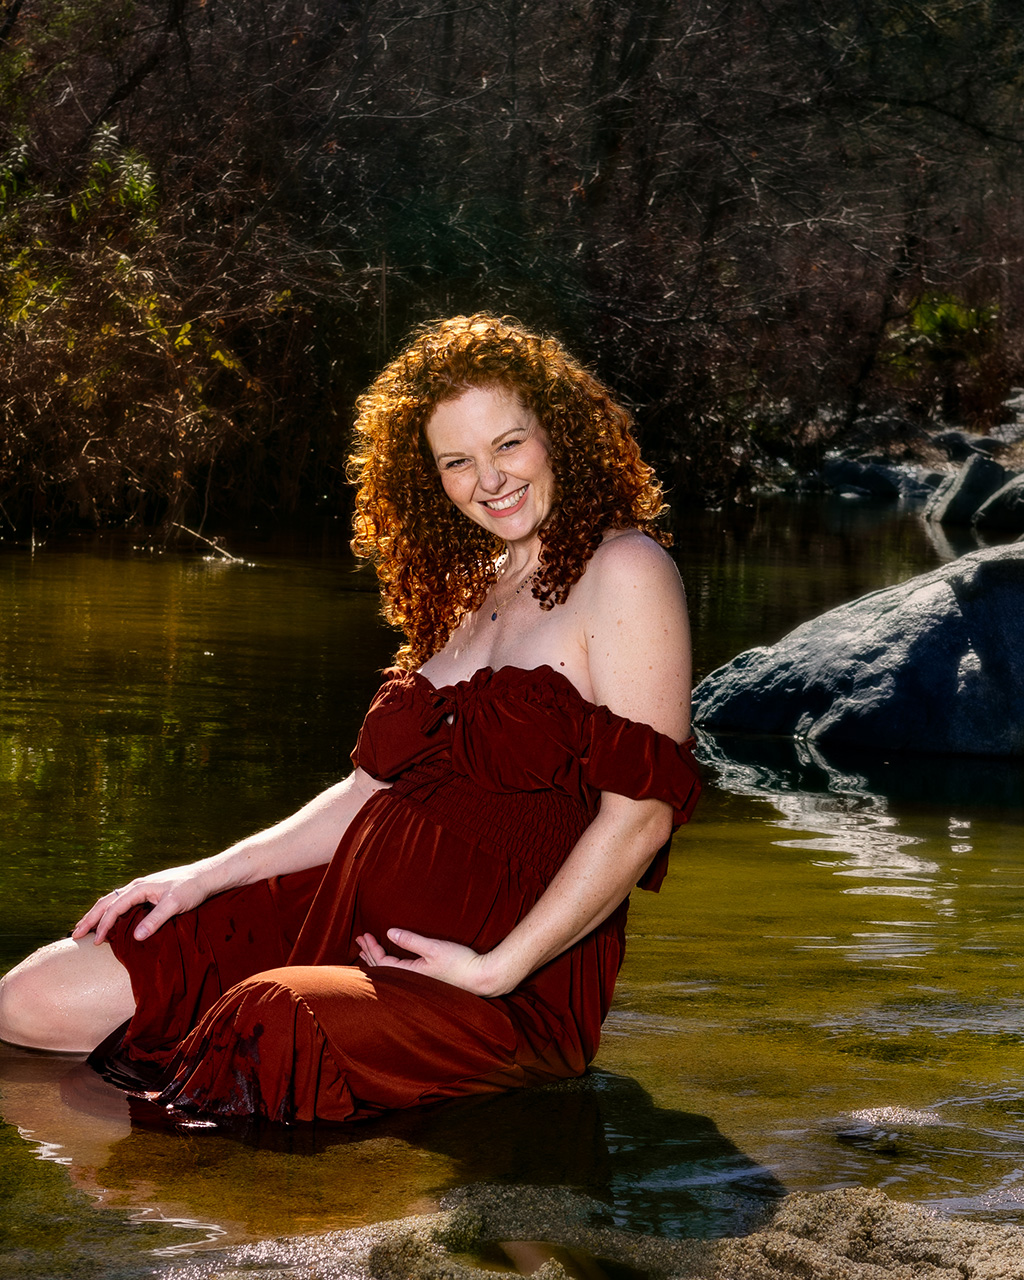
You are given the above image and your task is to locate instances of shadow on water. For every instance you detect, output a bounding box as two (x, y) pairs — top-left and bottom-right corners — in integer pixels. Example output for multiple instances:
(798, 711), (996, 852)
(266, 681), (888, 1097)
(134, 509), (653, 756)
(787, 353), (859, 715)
(210, 1070), (787, 1239)
(0, 1044), (784, 1276)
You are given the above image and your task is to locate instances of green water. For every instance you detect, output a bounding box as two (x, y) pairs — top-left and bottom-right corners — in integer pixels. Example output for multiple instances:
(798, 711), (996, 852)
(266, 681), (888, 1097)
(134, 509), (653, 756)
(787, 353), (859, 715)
(1, 502), (1023, 1275)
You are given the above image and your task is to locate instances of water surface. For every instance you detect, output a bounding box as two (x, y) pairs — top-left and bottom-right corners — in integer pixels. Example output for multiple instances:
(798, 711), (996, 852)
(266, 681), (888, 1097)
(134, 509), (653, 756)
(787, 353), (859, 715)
(2, 502), (1023, 1275)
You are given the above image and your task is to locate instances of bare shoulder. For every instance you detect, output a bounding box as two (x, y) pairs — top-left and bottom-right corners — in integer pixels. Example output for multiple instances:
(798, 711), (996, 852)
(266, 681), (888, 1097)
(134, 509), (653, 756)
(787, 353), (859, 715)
(584, 528), (684, 593)
(578, 530), (692, 740)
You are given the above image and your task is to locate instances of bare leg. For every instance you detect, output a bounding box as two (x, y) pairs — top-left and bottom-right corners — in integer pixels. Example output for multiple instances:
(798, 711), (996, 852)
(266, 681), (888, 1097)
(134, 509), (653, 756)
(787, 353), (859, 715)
(0, 936), (135, 1053)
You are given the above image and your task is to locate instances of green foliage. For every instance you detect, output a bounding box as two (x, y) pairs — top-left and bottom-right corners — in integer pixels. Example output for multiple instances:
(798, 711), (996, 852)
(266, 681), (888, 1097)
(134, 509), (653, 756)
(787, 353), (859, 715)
(904, 293), (997, 360)
(0, 133), (228, 525)
(72, 127), (158, 222)
(0, 118), (352, 530)
(882, 293), (1000, 418)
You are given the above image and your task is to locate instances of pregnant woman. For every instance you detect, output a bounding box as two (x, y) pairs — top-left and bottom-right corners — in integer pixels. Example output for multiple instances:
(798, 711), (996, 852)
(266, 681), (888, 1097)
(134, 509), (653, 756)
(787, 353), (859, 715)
(0, 314), (700, 1123)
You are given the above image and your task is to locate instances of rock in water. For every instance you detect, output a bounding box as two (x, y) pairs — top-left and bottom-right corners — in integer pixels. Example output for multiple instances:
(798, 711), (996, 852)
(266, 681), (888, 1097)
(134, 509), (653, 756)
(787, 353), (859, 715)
(973, 473), (1024, 532)
(924, 452), (1007, 525)
(930, 427), (989, 461)
(822, 457), (903, 500)
(692, 543), (1024, 756)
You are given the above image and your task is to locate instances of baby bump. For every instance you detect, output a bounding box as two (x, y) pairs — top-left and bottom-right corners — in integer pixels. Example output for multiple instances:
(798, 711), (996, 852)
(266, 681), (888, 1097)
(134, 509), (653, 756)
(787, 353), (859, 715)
(289, 790), (542, 966)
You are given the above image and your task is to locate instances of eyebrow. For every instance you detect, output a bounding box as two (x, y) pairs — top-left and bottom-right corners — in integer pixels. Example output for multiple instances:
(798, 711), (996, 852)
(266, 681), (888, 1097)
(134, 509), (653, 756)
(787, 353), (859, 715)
(433, 426), (528, 461)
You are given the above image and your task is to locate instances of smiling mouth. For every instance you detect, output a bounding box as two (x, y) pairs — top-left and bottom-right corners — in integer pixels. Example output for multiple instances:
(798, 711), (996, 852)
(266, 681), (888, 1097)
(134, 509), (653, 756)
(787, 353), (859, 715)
(482, 485), (528, 512)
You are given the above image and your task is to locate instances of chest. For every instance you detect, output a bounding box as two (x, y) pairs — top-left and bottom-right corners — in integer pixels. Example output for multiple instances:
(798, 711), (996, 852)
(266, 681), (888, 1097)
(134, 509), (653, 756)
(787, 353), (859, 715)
(420, 594), (593, 700)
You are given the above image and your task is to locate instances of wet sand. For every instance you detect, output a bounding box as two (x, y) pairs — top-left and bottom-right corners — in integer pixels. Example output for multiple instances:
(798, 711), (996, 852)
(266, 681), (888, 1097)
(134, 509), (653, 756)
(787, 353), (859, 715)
(165, 1183), (1024, 1280)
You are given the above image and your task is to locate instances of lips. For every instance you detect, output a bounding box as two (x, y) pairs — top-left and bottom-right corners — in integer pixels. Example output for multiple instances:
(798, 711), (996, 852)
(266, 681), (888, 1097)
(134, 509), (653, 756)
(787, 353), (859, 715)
(481, 484), (529, 516)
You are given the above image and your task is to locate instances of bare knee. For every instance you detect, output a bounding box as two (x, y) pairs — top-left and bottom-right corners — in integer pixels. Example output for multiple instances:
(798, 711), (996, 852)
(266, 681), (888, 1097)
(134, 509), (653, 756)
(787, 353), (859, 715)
(0, 940), (88, 1051)
(0, 937), (135, 1054)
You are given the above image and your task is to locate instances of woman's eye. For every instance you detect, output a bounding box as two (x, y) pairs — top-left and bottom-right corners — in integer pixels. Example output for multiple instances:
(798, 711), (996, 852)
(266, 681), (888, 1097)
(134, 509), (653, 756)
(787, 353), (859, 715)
(498, 438), (522, 451)
(443, 458), (468, 470)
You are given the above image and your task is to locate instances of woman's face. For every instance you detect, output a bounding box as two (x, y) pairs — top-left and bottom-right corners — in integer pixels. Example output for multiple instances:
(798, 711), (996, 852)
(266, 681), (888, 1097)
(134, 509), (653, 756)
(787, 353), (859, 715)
(424, 385), (556, 549)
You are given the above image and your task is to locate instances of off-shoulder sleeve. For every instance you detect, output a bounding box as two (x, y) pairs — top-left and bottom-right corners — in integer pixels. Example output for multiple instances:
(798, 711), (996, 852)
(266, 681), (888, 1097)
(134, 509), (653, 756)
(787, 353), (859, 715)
(350, 670), (452, 780)
(351, 665), (701, 892)
(581, 705), (702, 892)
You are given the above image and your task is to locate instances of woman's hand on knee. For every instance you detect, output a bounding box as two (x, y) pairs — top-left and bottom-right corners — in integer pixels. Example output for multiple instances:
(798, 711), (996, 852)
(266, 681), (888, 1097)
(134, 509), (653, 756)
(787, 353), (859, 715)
(356, 929), (507, 997)
(72, 864), (215, 945)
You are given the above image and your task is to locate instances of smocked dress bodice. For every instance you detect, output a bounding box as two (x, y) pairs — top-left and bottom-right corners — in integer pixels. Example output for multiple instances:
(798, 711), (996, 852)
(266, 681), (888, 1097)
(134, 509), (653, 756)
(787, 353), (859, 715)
(352, 664), (701, 892)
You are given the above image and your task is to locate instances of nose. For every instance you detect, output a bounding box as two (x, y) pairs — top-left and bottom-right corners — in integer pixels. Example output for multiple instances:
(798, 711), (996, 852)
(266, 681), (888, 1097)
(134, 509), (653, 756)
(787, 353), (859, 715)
(476, 461), (505, 494)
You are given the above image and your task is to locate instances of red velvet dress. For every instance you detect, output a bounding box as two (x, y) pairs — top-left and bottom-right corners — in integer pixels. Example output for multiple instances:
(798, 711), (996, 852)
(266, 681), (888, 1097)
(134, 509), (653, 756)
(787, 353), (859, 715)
(93, 665), (701, 1123)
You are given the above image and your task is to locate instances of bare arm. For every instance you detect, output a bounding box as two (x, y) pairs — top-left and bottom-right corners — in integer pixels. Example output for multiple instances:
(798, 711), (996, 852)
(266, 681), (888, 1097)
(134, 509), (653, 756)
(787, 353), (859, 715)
(74, 767), (389, 944)
(359, 533), (692, 995)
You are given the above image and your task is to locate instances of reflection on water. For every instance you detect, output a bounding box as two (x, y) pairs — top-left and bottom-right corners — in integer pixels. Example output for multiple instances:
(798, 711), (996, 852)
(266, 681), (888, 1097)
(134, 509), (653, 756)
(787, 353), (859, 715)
(698, 733), (949, 945)
(700, 734), (942, 887)
(696, 725), (1024, 815)
(695, 730), (1024, 968)
(1, 1042), (781, 1270)
(2, 506), (1024, 1274)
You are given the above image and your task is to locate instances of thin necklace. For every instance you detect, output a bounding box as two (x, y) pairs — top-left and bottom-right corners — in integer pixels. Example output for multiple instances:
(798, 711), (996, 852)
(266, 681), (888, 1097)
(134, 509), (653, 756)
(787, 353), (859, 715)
(489, 563), (537, 622)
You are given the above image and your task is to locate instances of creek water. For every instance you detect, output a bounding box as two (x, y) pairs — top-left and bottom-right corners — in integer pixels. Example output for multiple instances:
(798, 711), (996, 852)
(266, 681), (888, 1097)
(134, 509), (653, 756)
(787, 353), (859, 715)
(1, 499), (1023, 1276)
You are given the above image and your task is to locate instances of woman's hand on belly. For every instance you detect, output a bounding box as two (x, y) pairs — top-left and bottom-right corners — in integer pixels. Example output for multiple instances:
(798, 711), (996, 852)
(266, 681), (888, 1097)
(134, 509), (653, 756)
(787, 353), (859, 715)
(356, 929), (504, 997)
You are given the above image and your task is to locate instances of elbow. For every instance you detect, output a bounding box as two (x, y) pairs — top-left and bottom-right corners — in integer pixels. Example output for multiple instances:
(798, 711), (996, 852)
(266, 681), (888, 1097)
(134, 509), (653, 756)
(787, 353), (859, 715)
(629, 807), (673, 889)
(639, 800), (674, 855)
(601, 795), (674, 860)
(623, 802), (674, 883)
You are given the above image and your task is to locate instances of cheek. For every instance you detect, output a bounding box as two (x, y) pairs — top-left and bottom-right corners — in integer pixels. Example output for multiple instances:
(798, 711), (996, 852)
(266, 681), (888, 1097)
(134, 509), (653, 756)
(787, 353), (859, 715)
(439, 470), (471, 509)
(533, 449), (556, 492)
(528, 438), (553, 476)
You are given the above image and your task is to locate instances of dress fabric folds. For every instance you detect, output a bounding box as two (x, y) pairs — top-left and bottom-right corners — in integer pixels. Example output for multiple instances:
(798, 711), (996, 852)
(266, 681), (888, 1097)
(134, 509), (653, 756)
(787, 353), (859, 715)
(92, 665), (701, 1123)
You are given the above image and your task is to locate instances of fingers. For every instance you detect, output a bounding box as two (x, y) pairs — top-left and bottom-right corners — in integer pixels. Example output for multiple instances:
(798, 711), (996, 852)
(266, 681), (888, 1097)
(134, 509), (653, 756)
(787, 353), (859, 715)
(386, 927), (432, 958)
(70, 910), (99, 941)
(130, 895), (179, 942)
(356, 932), (388, 966)
(94, 888), (147, 944)
(72, 882), (173, 945)
(356, 930), (430, 972)
(72, 866), (205, 947)
(72, 885), (133, 943)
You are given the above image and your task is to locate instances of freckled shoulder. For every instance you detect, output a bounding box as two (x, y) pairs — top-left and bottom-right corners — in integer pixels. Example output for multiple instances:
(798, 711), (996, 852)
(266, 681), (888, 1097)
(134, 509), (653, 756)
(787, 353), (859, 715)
(577, 531), (692, 739)
(579, 529), (683, 601)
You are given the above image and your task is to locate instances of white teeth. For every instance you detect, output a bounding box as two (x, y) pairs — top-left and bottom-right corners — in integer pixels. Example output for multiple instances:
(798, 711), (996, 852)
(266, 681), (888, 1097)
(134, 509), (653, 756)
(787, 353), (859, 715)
(484, 485), (527, 511)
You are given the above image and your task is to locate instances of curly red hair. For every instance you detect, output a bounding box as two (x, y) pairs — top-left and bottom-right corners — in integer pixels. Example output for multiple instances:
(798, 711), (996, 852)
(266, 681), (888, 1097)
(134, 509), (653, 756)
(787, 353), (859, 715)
(348, 314), (669, 668)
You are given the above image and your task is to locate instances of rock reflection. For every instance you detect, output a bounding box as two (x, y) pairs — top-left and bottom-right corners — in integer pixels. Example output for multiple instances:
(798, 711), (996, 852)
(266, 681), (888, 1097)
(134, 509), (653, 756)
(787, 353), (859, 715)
(698, 731), (1024, 964)
(698, 733), (936, 890)
(699, 730), (1024, 837)
(920, 518), (986, 562)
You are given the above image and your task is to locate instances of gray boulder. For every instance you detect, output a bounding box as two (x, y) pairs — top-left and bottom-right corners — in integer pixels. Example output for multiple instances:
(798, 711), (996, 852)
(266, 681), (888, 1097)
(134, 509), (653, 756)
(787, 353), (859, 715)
(923, 452), (1007, 524)
(692, 543), (1024, 756)
(974, 436), (1008, 454)
(973, 473), (1024, 532)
